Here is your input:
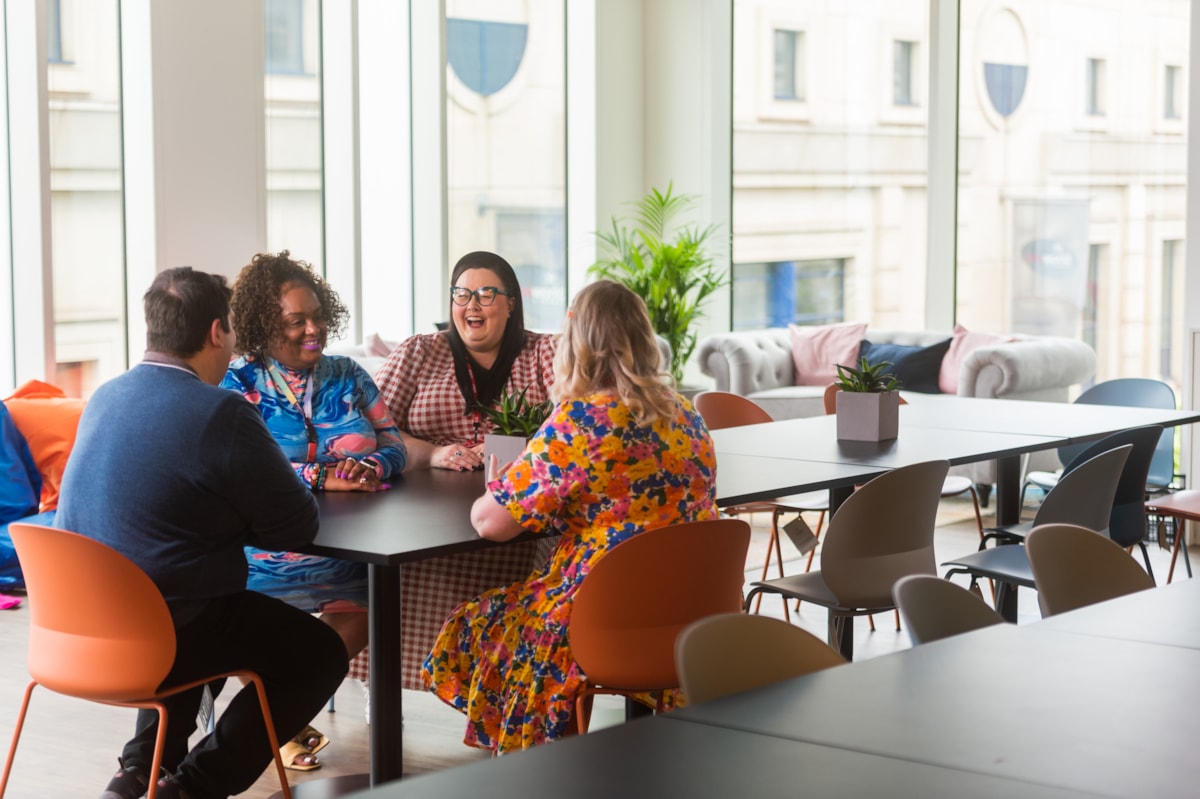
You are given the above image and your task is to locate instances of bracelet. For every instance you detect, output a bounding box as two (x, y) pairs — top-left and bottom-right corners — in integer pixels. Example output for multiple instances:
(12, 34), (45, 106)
(312, 464), (327, 491)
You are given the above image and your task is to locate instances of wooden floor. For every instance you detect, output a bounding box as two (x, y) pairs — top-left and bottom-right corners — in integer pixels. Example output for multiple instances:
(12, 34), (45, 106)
(0, 496), (1192, 797)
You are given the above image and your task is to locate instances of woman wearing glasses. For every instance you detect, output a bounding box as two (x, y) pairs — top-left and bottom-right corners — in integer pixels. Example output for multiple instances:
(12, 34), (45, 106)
(374, 250), (556, 470)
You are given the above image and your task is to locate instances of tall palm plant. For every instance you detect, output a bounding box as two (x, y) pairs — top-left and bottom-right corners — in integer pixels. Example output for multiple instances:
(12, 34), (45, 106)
(588, 183), (727, 385)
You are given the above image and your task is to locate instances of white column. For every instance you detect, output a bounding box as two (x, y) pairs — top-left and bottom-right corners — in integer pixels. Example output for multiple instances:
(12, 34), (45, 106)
(358, 0), (415, 342)
(3, 0), (54, 390)
(121, 0), (266, 356)
(323, 0), (363, 342)
(925, 0), (959, 332)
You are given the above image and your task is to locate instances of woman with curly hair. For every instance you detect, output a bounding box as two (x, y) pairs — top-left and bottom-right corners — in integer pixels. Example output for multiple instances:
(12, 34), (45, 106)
(222, 251), (407, 770)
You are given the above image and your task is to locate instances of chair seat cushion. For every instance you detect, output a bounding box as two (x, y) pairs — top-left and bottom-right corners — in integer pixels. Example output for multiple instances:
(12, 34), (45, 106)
(942, 545), (1035, 587)
(749, 571), (892, 612)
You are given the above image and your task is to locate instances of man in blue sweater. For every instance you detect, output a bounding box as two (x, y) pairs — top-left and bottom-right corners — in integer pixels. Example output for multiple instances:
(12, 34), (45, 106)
(56, 267), (347, 799)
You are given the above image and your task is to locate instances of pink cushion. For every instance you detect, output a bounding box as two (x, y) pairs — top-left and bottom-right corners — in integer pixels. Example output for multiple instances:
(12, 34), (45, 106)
(364, 332), (399, 358)
(938, 324), (1015, 394)
(788, 322), (868, 386)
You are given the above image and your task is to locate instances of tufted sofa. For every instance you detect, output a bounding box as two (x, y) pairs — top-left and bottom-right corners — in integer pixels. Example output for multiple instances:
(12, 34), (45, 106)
(696, 327), (1097, 496)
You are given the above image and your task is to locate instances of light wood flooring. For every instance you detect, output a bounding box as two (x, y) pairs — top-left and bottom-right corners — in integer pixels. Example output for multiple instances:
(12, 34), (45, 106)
(0, 496), (1192, 797)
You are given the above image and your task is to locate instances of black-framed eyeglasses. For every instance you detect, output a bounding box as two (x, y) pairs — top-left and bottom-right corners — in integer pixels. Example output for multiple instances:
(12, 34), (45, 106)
(450, 286), (510, 307)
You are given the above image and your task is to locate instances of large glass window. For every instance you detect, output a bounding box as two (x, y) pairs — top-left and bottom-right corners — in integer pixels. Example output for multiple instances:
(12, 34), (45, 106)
(732, 1), (930, 333)
(265, 0), (323, 270)
(774, 30), (804, 101)
(957, 0), (1189, 389)
(445, 0), (566, 333)
(47, 0), (125, 398)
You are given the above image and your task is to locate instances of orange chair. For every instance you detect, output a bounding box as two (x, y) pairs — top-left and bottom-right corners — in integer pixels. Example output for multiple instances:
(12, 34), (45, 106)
(693, 391), (828, 621)
(0, 523), (293, 799)
(568, 518), (751, 732)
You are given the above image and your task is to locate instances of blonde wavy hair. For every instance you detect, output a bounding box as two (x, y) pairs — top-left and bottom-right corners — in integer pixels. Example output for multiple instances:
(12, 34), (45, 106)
(552, 280), (675, 424)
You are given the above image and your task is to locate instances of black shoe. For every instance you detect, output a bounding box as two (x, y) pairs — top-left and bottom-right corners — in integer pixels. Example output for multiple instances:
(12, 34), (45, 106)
(99, 758), (150, 799)
(153, 774), (193, 799)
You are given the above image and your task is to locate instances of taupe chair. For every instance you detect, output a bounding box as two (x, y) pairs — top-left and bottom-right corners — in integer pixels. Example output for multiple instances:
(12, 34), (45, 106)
(891, 574), (1004, 645)
(1026, 523), (1156, 617)
(693, 391), (829, 621)
(742, 459), (950, 660)
(942, 445), (1131, 622)
(674, 613), (846, 704)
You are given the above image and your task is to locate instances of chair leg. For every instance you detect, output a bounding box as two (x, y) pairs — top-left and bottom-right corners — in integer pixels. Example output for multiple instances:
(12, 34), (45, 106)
(0, 681), (37, 799)
(1137, 542), (1156, 584)
(1168, 515), (1183, 584)
(246, 674), (293, 799)
(753, 520), (788, 619)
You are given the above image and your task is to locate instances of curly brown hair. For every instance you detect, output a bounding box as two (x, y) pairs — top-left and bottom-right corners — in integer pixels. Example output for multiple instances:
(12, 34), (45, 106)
(230, 251), (349, 360)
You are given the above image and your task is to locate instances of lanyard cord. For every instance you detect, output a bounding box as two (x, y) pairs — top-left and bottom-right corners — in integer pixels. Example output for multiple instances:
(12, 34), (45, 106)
(268, 363), (318, 463)
(465, 361), (484, 446)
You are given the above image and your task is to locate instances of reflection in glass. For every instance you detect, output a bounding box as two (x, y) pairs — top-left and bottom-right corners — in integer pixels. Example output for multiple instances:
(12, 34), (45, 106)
(732, 1), (929, 332)
(264, 0), (323, 271)
(47, 0), (125, 397)
(445, 0), (565, 333)
(957, 0), (1189, 387)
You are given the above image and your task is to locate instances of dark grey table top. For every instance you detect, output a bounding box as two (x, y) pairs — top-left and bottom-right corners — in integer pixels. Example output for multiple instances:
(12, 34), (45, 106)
(712, 453), (881, 505)
(1035, 578), (1200, 650)
(341, 714), (1102, 799)
(306, 468), (493, 565)
(669, 622), (1200, 797)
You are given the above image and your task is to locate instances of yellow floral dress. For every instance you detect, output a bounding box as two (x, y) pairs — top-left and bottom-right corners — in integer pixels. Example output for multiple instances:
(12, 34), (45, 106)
(422, 391), (718, 753)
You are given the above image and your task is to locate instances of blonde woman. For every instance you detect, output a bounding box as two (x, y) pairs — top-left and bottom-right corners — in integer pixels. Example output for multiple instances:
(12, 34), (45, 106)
(422, 279), (719, 754)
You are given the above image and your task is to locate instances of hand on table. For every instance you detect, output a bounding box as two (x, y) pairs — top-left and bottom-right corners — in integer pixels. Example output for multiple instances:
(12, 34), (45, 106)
(324, 458), (390, 492)
(433, 443), (484, 472)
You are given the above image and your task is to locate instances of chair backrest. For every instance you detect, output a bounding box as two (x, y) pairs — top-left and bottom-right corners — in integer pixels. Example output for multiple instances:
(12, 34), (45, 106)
(820, 459), (949, 607)
(693, 391), (773, 429)
(674, 613), (846, 704)
(892, 574), (1004, 645)
(1059, 426), (1161, 547)
(1032, 444), (1131, 535)
(1058, 379), (1176, 486)
(569, 518), (751, 690)
(1026, 522), (1156, 616)
(822, 384), (907, 416)
(8, 522), (176, 701)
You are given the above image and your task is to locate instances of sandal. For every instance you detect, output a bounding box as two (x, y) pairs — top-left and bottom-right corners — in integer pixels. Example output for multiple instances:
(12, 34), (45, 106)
(279, 740), (321, 772)
(294, 724), (329, 755)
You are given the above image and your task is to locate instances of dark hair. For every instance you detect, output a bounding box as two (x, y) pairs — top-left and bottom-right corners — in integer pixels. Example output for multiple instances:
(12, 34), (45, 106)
(446, 251), (528, 409)
(144, 267), (232, 357)
(229, 251), (349, 360)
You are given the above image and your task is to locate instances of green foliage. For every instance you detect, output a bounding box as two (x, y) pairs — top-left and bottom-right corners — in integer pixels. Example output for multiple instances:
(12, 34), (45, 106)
(588, 183), (727, 385)
(835, 357), (901, 393)
(477, 387), (554, 438)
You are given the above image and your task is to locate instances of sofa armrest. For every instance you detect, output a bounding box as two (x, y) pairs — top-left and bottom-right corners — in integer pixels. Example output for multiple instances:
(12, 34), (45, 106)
(959, 336), (1096, 399)
(697, 329), (795, 395)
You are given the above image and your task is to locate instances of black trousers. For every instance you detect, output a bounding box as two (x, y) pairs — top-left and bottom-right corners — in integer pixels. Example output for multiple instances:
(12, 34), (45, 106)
(120, 590), (348, 799)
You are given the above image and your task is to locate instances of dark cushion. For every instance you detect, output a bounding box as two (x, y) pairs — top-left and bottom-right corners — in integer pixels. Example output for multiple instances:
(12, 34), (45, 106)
(856, 338), (952, 394)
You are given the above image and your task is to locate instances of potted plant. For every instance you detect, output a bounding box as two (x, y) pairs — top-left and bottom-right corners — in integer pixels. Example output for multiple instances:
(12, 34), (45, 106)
(834, 357), (901, 442)
(588, 183), (727, 386)
(477, 387), (555, 468)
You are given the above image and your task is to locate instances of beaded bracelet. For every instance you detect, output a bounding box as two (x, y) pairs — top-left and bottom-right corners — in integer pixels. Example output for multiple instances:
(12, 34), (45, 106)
(312, 463), (328, 491)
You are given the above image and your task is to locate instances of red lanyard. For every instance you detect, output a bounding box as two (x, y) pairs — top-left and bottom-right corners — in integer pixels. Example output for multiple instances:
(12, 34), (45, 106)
(465, 362), (484, 446)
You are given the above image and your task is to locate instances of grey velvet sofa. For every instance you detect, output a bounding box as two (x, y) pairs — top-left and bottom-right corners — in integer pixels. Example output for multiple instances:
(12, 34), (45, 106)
(696, 327), (1097, 498)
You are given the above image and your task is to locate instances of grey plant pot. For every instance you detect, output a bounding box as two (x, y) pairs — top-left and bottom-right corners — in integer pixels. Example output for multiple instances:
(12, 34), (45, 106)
(835, 390), (900, 442)
(484, 433), (529, 470)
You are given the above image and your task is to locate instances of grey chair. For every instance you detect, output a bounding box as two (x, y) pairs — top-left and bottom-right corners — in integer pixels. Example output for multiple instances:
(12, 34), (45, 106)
(892, 574), (1004, 645)
(992, 426), (1162, 580)
(942, 445), (1131, 622)
(742, 459), (950, 660)
(674, 613), (846, 704)
(693, 391), (829, 621)
(1022, 378), (1177, 507)
(1026, 523), (1156, 617)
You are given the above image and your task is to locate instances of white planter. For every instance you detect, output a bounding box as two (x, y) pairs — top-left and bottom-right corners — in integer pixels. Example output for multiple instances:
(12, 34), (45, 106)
(836, 391), (900, 442)
(484, 433), (529, 470)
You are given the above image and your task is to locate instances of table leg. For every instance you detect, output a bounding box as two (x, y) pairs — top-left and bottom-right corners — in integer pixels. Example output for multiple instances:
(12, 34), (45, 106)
(369, 563), (404, 784)
(994, 455), (1022, 527)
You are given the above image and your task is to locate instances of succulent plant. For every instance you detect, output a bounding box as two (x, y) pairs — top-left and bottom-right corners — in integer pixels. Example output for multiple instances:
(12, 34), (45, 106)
(477, 387), (554, 438)
(835, 357), (901, 393)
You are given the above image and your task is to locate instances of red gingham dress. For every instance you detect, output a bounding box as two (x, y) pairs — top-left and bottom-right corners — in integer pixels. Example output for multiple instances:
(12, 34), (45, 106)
(367, 331), (558, 689)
